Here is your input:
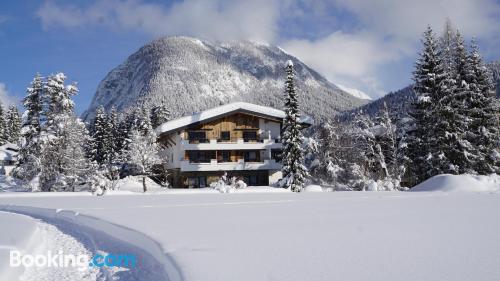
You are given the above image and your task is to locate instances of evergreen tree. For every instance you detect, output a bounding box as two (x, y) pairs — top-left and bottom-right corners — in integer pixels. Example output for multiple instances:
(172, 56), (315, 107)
(280, 60), (307, 192)
(108, 106), (122, 163)
(52, 116), (93, 191)
(137, 105), (152, 135)
(116, 112), (132, 158)
(150, 101), (171, 129)
(105, 106), (122, 184)
(407, 26), (446, 185)
(13, 74), (44, 184)
(6, 105), (22, 143)
(441, 31), (476, 174)
(88, 105), (124, 185)
(439, 18), (456, 71)
(39, 73), (81, 191)
(90, 106), (109, 165)
(466, 39), (500, 174)
(0, 105), (7, 145)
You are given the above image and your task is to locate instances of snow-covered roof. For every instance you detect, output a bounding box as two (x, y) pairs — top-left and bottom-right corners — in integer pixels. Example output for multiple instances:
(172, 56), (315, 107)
(156, 102), (312, 134)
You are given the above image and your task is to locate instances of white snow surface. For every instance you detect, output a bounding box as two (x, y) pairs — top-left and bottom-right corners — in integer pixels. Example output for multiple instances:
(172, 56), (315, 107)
(156, 101), (312, 134)
(411, 174), (500, 192)
(0, 211), (99, 281)
(303, 184), (323, 192)
(336, 84), (372, 100)
(1, 185), (500, 281)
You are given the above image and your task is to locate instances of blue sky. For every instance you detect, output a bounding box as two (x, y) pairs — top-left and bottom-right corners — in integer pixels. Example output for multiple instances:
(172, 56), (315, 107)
(1, 0), (499, 114)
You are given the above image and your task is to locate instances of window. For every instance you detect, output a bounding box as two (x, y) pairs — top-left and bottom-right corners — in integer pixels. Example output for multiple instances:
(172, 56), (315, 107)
(220, 151), (230, 162)
(220, 131), (230, 141)
(243, 130), (257, 142)
(187, 131), (207, 143)
(187, 176), (207, 188)
(249, 175), (258, 186)
(187, 151), (214, 163)
(243, 175), (259, 186)
(244, 151), (258, 162)
(199, 177), (207, 188)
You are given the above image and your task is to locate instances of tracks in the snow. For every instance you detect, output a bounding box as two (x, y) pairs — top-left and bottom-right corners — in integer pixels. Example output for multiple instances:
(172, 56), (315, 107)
(0, 205), (183, 281)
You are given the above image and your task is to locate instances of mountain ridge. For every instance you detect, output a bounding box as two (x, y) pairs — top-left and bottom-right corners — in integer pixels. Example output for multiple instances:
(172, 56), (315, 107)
(342, 60), (500, 121)
(82, 36), (367, 122)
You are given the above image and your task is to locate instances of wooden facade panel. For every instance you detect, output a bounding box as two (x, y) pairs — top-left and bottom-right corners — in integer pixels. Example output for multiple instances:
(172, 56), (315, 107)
(184, 113), (263, 141)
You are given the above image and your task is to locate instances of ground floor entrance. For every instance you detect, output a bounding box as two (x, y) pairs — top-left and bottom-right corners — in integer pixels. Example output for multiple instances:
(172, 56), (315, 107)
(170, 170), (276, 188)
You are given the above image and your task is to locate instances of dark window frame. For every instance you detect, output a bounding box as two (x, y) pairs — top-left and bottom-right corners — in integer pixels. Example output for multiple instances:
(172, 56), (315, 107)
(244, 151), (258, 162)
(220, 131), (230, 141)
(243, 130), (258, 142)
(187, 131), (207, 143)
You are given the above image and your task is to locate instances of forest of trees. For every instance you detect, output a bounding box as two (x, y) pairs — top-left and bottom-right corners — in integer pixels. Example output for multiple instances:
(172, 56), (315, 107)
(308, 23), (499, 190)
(10, 73), (171, 192)
(0, 103), (22, 146)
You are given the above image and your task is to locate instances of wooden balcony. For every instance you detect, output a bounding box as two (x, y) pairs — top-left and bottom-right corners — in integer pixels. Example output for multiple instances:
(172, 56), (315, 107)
(180, 159), (282, 172)
(181, 138), (282, 150)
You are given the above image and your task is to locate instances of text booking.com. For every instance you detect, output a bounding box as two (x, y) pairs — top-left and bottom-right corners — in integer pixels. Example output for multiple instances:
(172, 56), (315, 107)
(10, 250), (137, 270)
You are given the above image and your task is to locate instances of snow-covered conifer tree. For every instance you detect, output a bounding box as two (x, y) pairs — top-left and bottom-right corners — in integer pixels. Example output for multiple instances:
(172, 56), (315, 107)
(105, 106), (122, 184)
(13, 74), (44, 184)
(90, 106), (109, 165)
(39, 73), (83, 191)
(6, 105), (22, 143)
(0, 105), (7, 145)
(52, 116), (93, 191)
(466, 39), (500, 174)
(116, 112), (131, 158)
(440, 31), (476, 174)
(137, 105), (153, 134)
(150, 101), (171, 129)
(280, 60), (308, 192)
(439, 18), (456, 71)
(89, 106), (122, 189)
(108, 107), (122, 162)
(407, 26), (446, 185)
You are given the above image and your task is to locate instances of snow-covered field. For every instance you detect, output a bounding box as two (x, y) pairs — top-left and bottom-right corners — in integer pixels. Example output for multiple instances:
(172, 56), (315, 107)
(0, 174), (499, 281)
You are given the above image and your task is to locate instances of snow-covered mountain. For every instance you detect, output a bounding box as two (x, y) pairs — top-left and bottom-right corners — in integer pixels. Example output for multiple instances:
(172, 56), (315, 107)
(82, 36), (367, 122)
(336, 84), (372, 100)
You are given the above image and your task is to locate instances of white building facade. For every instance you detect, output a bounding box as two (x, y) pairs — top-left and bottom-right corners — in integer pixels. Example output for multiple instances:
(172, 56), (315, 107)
(156, 102), (311, 188)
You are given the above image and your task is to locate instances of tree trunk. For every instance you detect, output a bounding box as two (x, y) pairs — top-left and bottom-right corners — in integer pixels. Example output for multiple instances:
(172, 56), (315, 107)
(143, 176), (147, 193)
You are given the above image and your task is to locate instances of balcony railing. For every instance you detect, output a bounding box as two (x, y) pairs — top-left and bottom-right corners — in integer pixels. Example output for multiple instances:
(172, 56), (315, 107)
(216, 137), (238, 143)
(181, 138), (282, 149)
(243, 138), (264, 143)
(180, 159), (282, 172)
(188, 138), (210, 144)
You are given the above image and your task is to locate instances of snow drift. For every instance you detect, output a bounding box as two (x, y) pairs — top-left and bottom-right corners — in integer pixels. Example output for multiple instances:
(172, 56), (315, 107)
(410, 174), (500, 192)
